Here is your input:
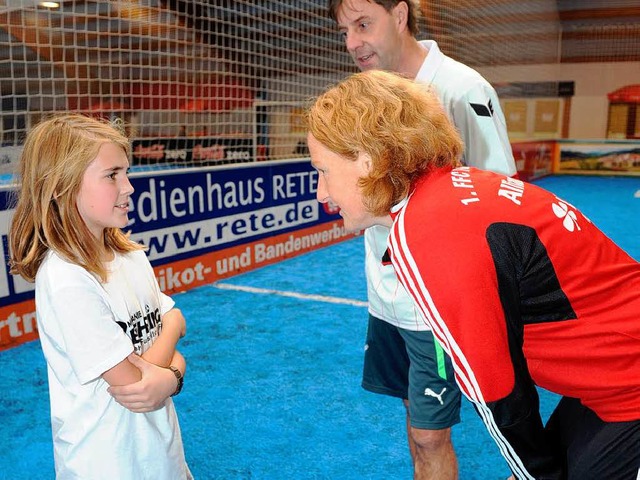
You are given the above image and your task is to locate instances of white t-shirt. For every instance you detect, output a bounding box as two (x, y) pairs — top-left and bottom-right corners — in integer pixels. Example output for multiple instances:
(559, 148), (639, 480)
(365, 40), (517, 331)
(35, 249), (191, 480)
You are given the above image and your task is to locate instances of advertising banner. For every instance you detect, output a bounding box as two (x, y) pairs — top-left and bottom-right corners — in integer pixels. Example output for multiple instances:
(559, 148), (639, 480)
(557, 141), (640, 175)
(0, 160), (351, 350)
(0, 136), (255, 181)
(132, 137), (254, 166)
(512, 140), (555, 182)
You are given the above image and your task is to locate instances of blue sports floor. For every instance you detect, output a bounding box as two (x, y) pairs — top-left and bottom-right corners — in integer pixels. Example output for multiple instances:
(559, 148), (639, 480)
(1, 175), (638, 479)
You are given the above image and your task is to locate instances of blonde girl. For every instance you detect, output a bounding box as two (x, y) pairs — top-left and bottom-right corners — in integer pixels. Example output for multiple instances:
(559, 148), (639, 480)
(9, 114), (192, 479)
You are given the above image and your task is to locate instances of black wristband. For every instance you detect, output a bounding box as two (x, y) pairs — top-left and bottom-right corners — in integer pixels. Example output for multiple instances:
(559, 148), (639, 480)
(168, 365), (183, 397)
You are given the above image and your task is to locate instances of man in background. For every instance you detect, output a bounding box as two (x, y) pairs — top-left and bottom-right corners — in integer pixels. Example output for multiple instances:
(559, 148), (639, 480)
(327, 1), (517, 478)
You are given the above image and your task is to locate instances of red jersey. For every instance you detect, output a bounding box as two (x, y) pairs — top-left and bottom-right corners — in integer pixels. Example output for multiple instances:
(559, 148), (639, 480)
(388, 166), (640, 479)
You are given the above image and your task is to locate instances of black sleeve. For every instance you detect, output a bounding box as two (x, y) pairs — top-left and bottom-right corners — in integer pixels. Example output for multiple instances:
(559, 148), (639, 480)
(485, 379), (565, 479)
(484, 223), (573, 479)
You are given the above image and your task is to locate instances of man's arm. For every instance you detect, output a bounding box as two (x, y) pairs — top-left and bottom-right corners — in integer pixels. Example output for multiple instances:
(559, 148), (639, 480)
(483, 372), (564, 479)
(453, 82), (517, 176)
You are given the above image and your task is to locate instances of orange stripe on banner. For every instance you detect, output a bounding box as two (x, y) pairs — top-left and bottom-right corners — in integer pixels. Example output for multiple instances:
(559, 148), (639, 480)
(0, 299), (38, 351)
(154, 220), (354, 295)
(0, 220), (355, 350)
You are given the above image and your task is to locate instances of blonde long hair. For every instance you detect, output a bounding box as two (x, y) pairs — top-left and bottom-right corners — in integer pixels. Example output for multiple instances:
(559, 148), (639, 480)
(9, 113), (143, 283)
(306, 70), (463, 216)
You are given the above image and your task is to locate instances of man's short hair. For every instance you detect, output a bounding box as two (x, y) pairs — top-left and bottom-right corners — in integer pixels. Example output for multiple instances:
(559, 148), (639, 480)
(327, 0), (421, 36)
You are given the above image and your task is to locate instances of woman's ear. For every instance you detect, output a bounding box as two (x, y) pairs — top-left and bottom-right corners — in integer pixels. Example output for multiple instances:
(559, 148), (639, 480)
(358, 151), (373, 174)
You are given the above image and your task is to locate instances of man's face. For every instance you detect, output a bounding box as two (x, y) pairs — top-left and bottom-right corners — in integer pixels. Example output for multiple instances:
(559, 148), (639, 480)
(335, 0), (405, 72)
(308, 133), (375, 233)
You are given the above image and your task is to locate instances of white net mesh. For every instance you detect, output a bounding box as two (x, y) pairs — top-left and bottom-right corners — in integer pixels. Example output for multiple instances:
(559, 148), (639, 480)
(0, 0), (353, 170)
(427, 0), (562, 66)
(0, 0), (638, 172)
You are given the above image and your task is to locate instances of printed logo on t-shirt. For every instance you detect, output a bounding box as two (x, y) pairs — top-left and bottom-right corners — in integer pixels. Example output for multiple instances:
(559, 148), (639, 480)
(498, 176), (525, 206)
(116, 304), (162, 354)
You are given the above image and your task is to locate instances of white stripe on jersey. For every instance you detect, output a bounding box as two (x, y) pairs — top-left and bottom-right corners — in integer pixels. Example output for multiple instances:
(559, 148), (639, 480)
(389, 203), (534, 480)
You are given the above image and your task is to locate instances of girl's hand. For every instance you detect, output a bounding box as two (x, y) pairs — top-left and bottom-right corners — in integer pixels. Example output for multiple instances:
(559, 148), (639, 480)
(107, 354), (177, 412)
